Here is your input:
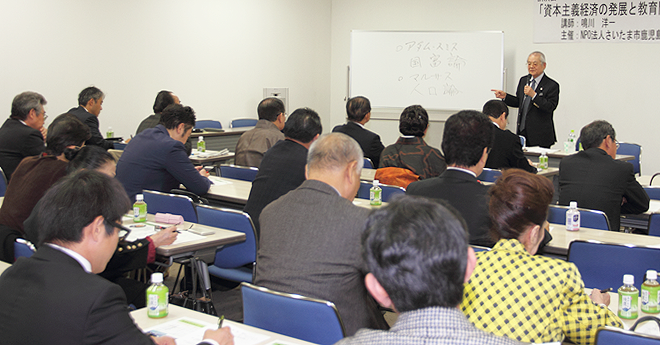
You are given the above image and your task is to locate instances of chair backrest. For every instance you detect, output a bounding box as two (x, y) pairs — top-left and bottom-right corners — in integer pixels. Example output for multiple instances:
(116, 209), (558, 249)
(568, 240), (660, 290)
(519, 135), (526, 148)
(219, 164), (259, 182)
(617, 142), (642, 176)
(548, 205), (610, 231)
(195, 120), (222, 129)
(241, 282), (346, 345)
(0, 167), (6, 197)
(596, 326), (660, 345)
(142, 190), (198, 222)
(230, 118), (258, 128)
(112, 142), (127, 150)
(357, 181), (405, 202)
(648, 213), (660, 237)
(196, 205), (257, 270)
(651, 172), (660, 186)
(471, 245), (491, 253)
(477, 168), (502, 183)
(362, 157), (373, 169)
(14, 238), (35, 261)
(645, 187), (660, 200)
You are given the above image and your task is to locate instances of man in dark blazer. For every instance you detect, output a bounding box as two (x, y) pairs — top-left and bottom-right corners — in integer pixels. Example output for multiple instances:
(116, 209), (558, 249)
(482, 99), (536, 173)
(407, 110), (496, 247)
(68, 86), (115, 150)
(492, 51), (559, 148)
(255, 133), (388, 336)
(0, 92), (47, 181)
(332, 96), (384, 167)
(559, 120), (649, 231)
(243, 107), (322, 237)
(0, 170), (232, 345)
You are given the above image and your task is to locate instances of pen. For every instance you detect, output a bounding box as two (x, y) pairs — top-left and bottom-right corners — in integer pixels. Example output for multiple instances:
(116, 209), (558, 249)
(218, 315), (224, 328)
(600, 288), (612, 293)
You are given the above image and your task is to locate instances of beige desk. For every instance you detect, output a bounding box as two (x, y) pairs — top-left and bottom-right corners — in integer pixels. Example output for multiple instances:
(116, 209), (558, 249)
(190, 127), (252, 152)
(131, 305), (315, 345)
(524, 149), (634, 169)
(0, 260), (10, 275)
(359, 167), (558, 183)
(544, 224), (660, 256)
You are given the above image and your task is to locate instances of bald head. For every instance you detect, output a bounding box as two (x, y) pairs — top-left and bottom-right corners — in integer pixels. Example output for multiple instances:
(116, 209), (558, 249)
(308, 133), (363, 174)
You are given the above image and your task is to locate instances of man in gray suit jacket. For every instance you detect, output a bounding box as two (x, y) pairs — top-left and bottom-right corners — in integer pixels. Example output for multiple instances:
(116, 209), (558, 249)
(255, 132), (388, 336)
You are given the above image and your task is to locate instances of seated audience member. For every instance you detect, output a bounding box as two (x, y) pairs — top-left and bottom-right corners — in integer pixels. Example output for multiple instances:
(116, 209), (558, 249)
(0, 114), (90, 252)
(333, 96), (384, 168)
(136, 90), (181, 135)
(234, 97), (286, 167)
(336, 196), (520, 345)
(68, 86), (114, 150)
(407, 110), (495, 247)
(559, 120), (649, 231)
(0, 170), (232, 345)
(23, 145), (178, 308)
(0, 91), (48, 181)
(116, 104), (211, 202)
(462, 169), (622, 344)
(255, 133), (387, 336)
(379, 105), (446, 179)
(243, 107), (321, 236)
(482, 99), (536, 173)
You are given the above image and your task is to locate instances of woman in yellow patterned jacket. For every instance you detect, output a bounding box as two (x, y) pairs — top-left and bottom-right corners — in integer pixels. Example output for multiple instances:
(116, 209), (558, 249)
(461, 169), (622, 345)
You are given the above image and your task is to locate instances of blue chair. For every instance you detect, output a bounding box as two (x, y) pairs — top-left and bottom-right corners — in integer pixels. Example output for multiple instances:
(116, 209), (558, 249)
(241, 282), (346, 345)
(519, 135), (526, 148)
(142, 190), (198, 222)
(363, 158), (374, 169)
(567, 240), (660, 290)
(471, 245), (490, 253)
(477, 168), (502, 183)
(357, 181), (405, 202)
(14, 238), (35, 260)
(645, 187), (660, 200)
(0, 167), (6, 197)
(196, 205), (256, 283)
(195, 120), (222, 130)
(647, 213), (660, 237)
(219, 165), (259, 182)
(230, 118), (258, 128)
(548, 205), (610, 231)
(113, 142), (127, 150)
(596, 325), (660, 344)
(617, 142), (642, 176)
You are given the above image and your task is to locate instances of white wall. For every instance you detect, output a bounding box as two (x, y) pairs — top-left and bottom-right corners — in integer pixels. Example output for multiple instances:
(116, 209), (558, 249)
(0, 0), (332, 138)
(330, 0), (660, 174)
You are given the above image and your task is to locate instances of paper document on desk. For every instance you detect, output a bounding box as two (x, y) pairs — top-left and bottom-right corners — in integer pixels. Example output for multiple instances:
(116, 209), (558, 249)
(190, 148), (230, 159)
(208, 176), (233, 185)
(145, 317), (270, 345)
(525, 146), (559, 154)
(122, 222), (206, 245)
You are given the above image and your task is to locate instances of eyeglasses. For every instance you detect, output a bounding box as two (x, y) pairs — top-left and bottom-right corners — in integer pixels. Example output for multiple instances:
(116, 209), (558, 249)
(107, 221), (132, 242)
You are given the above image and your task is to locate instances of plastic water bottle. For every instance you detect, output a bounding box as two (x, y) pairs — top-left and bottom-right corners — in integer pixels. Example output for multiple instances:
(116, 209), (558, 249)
(619, 274), (639, 319)
(133, 194), (147, 223)
(147, 272), (169, 318)
(370, 180), (382, 206)
(642, 270), (660, 314)
(565, 201), (580, 231)
(106, 127), (114, 138)
(565, 130), (576, 153)
(197, 136), (206, 153)
(539, 152), (548, 170)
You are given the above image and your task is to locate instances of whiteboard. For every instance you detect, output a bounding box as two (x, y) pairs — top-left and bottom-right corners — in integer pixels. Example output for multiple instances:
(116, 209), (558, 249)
(350, 31), (504, 110)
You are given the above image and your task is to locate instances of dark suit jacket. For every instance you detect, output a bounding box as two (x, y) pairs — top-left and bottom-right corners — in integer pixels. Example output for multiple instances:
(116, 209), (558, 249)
(68, 106), (114, 150)
(504, 74), (559, 148)
(333, 122), (384, 168)
(407, 169), (494, 247)
(0, 118), (45, 181)
(243, 139), (308, 237)
(135, 114), (192, 155)
(559, 148), (649, 230)
(0, 245), (154, 345)
(116, 125), (210, 202)
(485, 124), (536, 173)
(255, 180), (388, 336)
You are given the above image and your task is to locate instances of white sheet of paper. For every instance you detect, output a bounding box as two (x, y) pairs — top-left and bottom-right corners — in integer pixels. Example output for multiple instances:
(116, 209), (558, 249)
(123, 223), (206, 245)
(208, 176), (233, 185)
(145, 317), (270, 345)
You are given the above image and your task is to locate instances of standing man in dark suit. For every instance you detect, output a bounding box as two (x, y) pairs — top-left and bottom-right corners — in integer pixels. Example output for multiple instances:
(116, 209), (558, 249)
(243, 107), (322, 237)
(0, 91), (47, 181)
(492, 51), (559, 148)
(333, 96), (384, 168)
(482, 99), (536, 173)
(68, 86), (115, 150)
(255, 133), (388, 336)
(0, 170), (233, 345)
(407, 110), (495, 247)
(559, 120), (649, 231)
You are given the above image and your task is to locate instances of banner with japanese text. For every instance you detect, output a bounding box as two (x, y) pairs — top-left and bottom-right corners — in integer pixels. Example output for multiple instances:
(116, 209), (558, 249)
(534, 1), (660, 42)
